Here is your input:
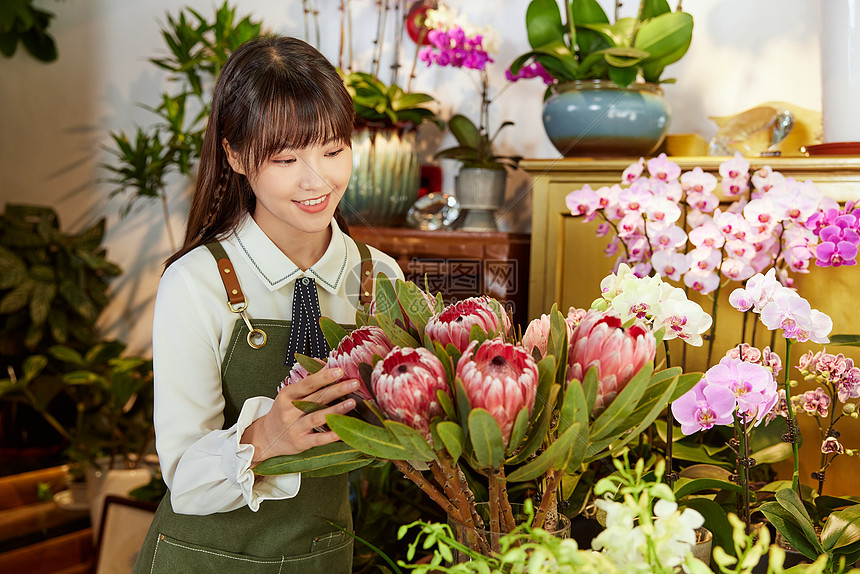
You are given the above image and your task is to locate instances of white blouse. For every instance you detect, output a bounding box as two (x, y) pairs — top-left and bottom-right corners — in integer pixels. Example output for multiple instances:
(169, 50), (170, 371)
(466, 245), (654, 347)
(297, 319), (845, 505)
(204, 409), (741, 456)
(152, 215), (404, 515)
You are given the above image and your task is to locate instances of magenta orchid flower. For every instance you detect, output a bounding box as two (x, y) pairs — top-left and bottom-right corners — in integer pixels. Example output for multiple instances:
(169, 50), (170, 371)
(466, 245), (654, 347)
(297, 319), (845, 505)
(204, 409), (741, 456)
(672, 379), (737, 434)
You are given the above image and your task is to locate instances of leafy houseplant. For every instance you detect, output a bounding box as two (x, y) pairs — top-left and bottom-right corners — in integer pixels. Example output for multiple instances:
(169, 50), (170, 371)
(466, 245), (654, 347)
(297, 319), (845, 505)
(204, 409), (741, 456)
(510, 0), (694, 88)
(508, 0), (693, 156)
(0, 204), (121, 466)
(0, 0), (58, 62)
(104, 2), (263, 249)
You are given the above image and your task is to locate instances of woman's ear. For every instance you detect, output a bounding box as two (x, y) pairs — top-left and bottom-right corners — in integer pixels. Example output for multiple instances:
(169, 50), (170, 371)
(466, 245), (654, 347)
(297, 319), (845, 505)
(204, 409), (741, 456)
(222, 139), (246, 175)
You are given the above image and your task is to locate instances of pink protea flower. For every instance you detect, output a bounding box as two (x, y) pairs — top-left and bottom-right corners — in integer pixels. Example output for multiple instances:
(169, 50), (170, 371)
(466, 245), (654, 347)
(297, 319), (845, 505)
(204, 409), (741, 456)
(425, 297), (507, 353)
(327, 325), (394, 400)
(456, 339), (539, 446)
(372, 346), (451, 440)
(567, 309), (657, 414)
(277, 359), (322, 392)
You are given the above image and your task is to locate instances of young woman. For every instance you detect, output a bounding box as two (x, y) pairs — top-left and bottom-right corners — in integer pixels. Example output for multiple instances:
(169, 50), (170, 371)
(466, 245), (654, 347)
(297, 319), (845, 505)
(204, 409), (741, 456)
(132, 36), (403, 573)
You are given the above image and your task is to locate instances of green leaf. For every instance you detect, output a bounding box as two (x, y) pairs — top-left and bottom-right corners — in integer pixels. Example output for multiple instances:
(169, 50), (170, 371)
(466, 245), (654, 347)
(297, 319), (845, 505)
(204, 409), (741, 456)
(506, 384), (559, 465)
(524, 0), (566, 49)
(640, 0), (672, 20)
(674, 478), (741, 500)
(254, 442), (371, 475)
(829, 334), (860, 347)
(507, 423), (579, 482)
(759, 501), (822, 561)
(395, 280), (433, 334)
(384, 420), (435, 461)
(821, 504), (860, 551)
(436, 421), (465, 462)
(374, 273), (404, 326)
(505, 407), (531, 457)
(319, 317), (349, 352)
(21, 354), (48, 383)
(326, 413), (415, 460)
(590, 361), (653, 441)
(294, 353), (325, 374)
(28, 281), (55, 326)
(581, 365), (598, 414)
(774, 488), (825, 555)
(0, 280), (34, 314)
(292, 400), (327, 414)
(468, 409), (505, 469)
(447, 114), (480, 149)
(635, 12), (693, 63)
(48, 345), (85, 367)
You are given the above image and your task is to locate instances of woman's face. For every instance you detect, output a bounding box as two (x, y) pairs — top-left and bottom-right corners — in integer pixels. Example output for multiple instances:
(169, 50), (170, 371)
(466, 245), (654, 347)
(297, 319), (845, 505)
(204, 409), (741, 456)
(225, 139), (352, 241)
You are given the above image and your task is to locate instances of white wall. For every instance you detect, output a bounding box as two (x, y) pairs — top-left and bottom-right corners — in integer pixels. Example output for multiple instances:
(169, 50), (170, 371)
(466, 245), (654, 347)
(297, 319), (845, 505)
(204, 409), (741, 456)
(0, 0), (822, 356)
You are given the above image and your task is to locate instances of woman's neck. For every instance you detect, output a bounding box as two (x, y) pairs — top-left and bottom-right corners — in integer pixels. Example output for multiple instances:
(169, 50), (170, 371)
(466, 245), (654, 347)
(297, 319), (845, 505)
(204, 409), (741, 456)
(253, 215), (332, 271)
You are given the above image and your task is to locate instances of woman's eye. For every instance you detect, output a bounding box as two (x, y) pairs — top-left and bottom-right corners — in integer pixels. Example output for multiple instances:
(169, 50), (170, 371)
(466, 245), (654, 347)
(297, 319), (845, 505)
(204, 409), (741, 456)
(273, 158), (296, 165)
(326, 148), (345, 158)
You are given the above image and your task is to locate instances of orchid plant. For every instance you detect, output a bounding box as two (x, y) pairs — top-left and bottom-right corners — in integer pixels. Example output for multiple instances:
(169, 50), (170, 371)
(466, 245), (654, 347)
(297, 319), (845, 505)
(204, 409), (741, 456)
(419, 3), (520, 170)
(254, 274), (700, 553)
(565, 152), (852, 367)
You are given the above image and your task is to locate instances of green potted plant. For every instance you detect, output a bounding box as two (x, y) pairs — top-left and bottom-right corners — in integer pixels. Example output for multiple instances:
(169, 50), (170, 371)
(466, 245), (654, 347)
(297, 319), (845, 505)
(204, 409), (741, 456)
(104, 2), (264, 250)
(508, 0), (694, 157)
(0, 203), (121, 472)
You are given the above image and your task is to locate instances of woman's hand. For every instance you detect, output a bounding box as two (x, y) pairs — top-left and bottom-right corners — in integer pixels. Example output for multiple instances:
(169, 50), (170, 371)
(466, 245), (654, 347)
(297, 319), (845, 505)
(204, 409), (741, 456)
(241, 367), (359, 462)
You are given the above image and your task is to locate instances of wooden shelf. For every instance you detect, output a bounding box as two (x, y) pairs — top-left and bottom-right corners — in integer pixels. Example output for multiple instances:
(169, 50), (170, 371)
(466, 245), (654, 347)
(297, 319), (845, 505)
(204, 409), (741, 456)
(349, 226), (532, 328)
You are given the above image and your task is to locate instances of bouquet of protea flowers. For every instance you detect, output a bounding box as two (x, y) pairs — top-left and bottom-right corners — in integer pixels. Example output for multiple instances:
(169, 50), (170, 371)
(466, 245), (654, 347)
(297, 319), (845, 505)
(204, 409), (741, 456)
(255, 276), (700, 549)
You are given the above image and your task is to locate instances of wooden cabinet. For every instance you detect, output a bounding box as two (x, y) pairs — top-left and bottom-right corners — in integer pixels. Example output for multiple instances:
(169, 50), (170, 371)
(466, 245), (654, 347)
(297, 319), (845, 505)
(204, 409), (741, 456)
(348, 226), (531, 328)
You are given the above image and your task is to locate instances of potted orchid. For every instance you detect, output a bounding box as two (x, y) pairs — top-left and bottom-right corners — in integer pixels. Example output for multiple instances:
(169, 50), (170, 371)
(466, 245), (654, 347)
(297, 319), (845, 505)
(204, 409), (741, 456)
(417, 3), (520, 230)
(507, 0), (694, 156)
(254, 275), (701, 554)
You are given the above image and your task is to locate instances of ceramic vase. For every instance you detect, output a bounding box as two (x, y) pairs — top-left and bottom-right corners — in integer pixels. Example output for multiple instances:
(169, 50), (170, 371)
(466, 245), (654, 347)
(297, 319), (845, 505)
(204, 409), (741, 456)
(342, 127), (420, 226)
(454, 167), (507, 231)
(542, 80), (670, 157)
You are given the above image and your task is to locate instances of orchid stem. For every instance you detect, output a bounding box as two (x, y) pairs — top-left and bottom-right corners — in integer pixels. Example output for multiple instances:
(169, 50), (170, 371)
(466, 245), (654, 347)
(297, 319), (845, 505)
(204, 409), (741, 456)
(782, 338), (801, 497)
(663, 340), (677, 487)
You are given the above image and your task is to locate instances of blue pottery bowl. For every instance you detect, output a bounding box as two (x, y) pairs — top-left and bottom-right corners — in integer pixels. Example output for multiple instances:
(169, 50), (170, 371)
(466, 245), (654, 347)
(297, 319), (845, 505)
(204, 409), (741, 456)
(542, 80), (670, 157)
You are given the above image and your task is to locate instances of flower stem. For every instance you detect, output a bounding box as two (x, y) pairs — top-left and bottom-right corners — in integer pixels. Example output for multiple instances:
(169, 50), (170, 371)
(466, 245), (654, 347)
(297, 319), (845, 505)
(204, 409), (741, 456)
(733, 414), (752, 532)
(533, 468), (562, 530)
(782, 338), (801, 497)
(664, 340), (677, 487)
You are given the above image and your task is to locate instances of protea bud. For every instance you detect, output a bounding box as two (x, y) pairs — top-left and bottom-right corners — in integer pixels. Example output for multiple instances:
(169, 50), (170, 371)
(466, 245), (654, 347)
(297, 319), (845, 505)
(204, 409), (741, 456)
(521, 313), (578, 359)
(568, 309), (656, 414)
(456, 339), (539, 446)
(372, 346), (451, 439)
(277, 358), (324, 392)
(425, 297), (508, 353)
(327, 325), (394, 400)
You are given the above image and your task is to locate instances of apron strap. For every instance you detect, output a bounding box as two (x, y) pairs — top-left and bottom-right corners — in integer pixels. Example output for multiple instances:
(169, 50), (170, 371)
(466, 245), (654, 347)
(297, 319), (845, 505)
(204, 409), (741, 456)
(353, 239), (374, 307)
(205, 242), (246, 308)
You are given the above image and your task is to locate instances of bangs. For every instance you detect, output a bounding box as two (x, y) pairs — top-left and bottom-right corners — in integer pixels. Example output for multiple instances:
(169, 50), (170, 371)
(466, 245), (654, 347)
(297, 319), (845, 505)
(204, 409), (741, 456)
(240, 72), (354, 173)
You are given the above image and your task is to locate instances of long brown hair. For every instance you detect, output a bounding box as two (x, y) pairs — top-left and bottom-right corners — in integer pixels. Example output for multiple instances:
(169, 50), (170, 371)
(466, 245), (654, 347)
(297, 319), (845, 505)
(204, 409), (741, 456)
(166, 36), (355, 268)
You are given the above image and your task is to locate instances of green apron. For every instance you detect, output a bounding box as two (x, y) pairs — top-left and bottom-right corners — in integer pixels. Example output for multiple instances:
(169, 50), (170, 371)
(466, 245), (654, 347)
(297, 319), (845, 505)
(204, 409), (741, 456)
(133, 239), (375, 574)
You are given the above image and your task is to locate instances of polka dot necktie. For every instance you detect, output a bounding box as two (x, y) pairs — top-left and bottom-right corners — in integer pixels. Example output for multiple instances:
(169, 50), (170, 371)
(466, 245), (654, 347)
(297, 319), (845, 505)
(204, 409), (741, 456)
(285, 276), (329, 364)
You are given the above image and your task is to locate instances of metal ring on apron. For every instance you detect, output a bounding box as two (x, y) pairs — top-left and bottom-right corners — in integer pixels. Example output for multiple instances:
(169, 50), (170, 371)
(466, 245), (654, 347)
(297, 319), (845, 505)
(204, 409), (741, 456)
(228, 301), (267, 349)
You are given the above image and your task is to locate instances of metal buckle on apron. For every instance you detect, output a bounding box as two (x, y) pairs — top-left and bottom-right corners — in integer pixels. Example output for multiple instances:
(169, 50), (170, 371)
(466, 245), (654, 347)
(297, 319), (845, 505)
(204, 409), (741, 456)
(228, 300), (267, 349)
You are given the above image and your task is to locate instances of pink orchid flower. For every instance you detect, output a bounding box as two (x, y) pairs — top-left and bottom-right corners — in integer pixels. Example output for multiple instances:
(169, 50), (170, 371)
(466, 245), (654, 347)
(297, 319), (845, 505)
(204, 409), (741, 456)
(646, 153), (681, 182)
(672, 379), (736, 435)
(681, 166), (718, 194)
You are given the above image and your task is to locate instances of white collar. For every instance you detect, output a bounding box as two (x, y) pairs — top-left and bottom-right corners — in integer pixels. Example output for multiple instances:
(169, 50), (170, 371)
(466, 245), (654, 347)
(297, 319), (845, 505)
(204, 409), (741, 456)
(231, 214), (350, 295)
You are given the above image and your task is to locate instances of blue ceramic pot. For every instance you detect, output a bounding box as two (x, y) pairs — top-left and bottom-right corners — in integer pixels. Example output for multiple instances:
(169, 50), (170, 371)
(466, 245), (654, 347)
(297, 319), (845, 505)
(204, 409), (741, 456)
(342, 127), (420, 226)
(542, 80), (670, 157)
